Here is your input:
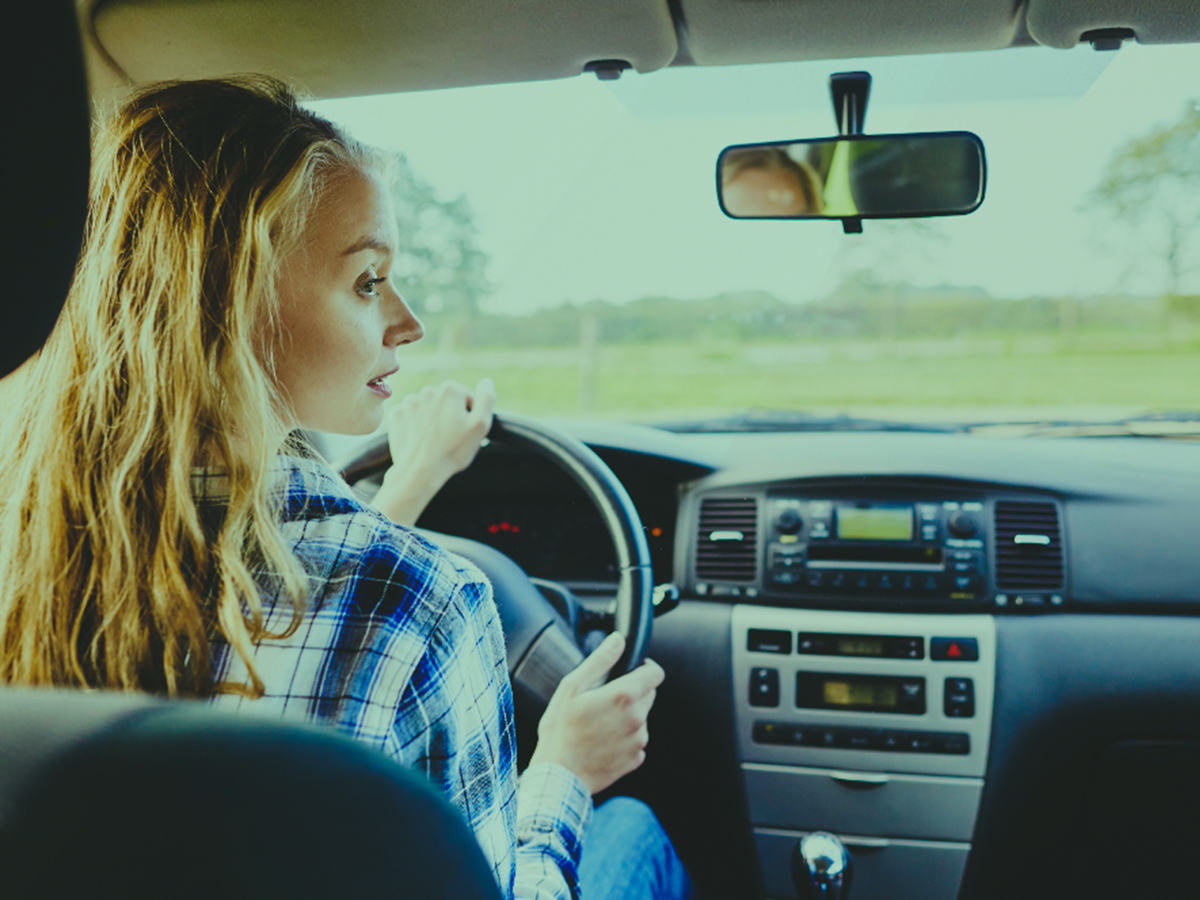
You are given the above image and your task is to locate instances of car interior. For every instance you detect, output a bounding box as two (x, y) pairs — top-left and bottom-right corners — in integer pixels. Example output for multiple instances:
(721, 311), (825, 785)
(4, 1), (1200, 898)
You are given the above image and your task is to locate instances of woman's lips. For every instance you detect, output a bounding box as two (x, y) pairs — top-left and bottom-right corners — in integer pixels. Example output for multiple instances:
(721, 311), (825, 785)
(367, 370), (396, 398)
(367, 379), (393, 398)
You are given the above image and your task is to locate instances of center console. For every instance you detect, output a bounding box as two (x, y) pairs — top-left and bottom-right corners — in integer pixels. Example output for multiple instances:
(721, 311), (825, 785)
(732, 605), (995, 900)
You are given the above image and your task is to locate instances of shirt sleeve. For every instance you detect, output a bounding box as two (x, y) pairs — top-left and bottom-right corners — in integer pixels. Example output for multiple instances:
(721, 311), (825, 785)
(513, 762), (594, 900)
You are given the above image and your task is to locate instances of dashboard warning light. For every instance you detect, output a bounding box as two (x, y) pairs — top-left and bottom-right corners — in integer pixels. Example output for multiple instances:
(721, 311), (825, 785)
(650, 527), (663, 537)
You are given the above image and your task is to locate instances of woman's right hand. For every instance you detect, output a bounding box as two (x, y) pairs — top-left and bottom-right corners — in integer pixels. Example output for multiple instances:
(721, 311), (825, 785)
(370, 377), (496, 527)
(528, 632), (665, 795)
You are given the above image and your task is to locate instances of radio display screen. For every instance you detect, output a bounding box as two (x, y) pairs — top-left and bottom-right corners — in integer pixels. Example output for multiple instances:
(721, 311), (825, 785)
(823, 680), (897, 708)
(836, 506), (913, 541)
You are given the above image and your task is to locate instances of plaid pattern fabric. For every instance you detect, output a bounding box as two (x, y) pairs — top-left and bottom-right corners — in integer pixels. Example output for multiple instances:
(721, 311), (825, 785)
(196, 456), (593, 900)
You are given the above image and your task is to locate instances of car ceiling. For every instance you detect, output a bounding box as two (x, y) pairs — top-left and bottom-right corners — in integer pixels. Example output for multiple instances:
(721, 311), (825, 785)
(80, 0), (1200, 105)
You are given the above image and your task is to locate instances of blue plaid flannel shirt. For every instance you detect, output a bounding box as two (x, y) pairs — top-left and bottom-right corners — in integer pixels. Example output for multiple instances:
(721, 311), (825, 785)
(197, 455), (593, 899)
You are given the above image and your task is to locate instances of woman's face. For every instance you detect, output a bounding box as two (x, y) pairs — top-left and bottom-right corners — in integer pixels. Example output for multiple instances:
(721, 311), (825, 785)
(275, 167), (424, 435)
(723, 166), (811, 216)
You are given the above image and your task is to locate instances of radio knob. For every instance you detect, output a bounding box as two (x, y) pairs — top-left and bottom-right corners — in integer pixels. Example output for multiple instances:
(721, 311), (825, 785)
(948, 511), (979, 538)
(776, 508), (802, 534)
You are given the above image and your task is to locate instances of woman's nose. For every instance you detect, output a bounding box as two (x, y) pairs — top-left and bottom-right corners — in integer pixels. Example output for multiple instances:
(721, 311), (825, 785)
(385, 288), (424, 347)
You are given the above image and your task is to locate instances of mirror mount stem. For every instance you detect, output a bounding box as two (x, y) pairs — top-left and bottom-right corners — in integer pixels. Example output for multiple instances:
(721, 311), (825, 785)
(829, 71), (871, 136)
(829, 71), (871, 234)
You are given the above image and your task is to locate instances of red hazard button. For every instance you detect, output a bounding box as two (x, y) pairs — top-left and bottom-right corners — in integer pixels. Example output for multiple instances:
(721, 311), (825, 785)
(931, 637), (979, 661)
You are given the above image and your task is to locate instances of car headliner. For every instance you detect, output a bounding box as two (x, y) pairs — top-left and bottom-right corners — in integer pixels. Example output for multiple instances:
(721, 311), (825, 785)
(79, 0), (1200, 105)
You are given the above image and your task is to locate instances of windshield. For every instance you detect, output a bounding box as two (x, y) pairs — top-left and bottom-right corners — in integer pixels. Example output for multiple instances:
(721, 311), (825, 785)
(312, 42), (1200, 431)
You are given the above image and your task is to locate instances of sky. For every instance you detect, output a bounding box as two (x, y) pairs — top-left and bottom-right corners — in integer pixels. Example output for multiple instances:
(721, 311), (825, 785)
(311, 42), (1200, 315)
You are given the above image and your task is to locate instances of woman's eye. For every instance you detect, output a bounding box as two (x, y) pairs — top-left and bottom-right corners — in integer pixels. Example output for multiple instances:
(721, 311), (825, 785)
(358, 276), (387, 297)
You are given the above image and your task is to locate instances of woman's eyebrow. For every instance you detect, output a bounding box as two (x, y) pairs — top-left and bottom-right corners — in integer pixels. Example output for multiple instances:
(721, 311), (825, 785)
(341, 237), (392, 257)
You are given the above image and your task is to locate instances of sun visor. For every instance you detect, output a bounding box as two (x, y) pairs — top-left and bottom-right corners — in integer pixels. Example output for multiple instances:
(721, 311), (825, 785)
(92, 0), (677, 98)
(1026, 0), (1200, 48)
(679, 0), (1022, 66)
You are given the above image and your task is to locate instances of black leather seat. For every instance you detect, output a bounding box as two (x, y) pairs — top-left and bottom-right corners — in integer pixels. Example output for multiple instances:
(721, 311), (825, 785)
(0, 689), (502, 898)
(0, 5), (501, 898)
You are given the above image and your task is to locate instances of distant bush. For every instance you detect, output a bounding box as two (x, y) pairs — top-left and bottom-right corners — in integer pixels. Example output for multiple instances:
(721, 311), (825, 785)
(421, 281), (1173, 349)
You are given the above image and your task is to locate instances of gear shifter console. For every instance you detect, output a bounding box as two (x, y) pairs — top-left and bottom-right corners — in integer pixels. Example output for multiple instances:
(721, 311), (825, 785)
(792, 832), (853, 899)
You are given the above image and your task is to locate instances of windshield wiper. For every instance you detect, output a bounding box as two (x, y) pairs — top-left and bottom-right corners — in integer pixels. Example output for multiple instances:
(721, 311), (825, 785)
(966, 411), (1200, 438)
(657, 410), (966, 434)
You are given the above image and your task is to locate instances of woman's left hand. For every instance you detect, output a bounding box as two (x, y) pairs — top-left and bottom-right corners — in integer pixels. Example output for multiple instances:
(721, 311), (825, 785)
(371, 377), (496, 526)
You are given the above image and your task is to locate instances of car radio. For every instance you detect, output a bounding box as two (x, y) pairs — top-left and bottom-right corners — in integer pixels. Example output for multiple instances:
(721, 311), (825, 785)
(765, 496), (987, 601)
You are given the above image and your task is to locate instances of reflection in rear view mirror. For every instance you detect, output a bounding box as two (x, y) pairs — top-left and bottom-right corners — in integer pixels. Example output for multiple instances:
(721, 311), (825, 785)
(718, 132), (985, 221)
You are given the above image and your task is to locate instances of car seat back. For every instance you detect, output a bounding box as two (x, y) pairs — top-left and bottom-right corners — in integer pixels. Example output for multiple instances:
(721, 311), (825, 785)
(0, 687), (503, 899)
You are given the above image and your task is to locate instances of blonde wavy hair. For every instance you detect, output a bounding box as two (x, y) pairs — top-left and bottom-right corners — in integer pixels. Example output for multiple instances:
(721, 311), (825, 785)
(0, 76), (376, 697)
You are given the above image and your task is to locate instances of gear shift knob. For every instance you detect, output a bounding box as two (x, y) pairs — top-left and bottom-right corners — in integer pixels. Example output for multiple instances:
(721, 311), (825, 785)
(791, 831), (853, 900)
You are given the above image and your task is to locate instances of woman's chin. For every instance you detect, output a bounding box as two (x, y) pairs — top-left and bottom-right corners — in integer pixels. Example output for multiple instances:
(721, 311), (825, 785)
(300, 408), (383, 438)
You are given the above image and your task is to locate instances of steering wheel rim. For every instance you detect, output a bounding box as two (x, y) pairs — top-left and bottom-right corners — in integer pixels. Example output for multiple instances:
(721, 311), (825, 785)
(338, 410), (654, 680)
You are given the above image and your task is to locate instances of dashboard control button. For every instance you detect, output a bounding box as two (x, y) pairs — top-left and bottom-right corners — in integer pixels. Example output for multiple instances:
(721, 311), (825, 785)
(948, 511), (979, 538)
(931, 637), (979, 661)
(846, 730), (875, 750)
(886, 636), (924, 659)
(905, 733), (937, 753)
(944, 677), (976, 717)
(809, 521), (831, 539)
(935, 733), (971, 754)
(952, 555), (981, 573)
(775, 508), (802, 534)
(752, 721), (805, 745)
(897, 679), (926, 714)
(748, 629), (791, 654)
(750, 667), (780, 707)
(812, 728), (842, 748)
(771, 570), (799, 585)
(877, 573), (894, 590)
(921, 523), (940, 541)
(796, 634), (833, 655)
(805, 570), (825, 587)
(854, 572), (871, 590)
(753, 721), (784, 744)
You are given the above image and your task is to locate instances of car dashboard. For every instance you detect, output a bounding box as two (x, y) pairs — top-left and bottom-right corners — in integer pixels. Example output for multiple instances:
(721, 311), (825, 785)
(355, 423), (1200, 900)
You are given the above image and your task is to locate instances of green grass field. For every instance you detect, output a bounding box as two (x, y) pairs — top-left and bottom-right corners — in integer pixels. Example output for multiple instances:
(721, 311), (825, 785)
(389, 335), (1200, 424)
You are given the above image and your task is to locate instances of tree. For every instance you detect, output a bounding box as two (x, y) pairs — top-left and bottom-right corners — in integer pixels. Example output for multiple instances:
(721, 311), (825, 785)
(386, 153), (492, 319)
(1087, 101), (1200, 295)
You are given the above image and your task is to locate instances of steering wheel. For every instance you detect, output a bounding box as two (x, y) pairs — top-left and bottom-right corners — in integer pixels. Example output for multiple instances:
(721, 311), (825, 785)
(338, 411), (654, 713)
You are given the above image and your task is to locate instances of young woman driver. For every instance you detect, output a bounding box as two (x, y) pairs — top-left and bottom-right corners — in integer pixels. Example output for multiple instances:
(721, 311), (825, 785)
(0, 77), (691, 900)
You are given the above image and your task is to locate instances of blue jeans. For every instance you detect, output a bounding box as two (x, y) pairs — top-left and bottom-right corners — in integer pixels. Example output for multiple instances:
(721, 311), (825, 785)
(578, 797), (693, 900)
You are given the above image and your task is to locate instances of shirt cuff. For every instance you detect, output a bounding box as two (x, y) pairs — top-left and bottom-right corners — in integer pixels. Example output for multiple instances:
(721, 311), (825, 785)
(516, 761), (594, 846)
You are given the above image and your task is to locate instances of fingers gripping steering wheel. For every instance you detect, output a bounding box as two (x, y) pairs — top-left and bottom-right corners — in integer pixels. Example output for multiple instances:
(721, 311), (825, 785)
(338, 411), (654, 712)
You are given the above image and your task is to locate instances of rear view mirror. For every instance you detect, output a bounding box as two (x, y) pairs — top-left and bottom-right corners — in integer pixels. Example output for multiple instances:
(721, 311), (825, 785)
(717, 132), (986, 221)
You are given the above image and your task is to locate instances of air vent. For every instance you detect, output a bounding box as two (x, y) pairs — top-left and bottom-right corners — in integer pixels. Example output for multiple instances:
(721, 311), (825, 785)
(994, 500), (1064, 590)
(696, 497), (758, 583)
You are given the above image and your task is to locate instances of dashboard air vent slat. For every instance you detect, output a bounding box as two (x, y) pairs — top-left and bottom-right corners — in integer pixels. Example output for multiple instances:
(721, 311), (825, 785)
(696, 497), (758, 582)
(994, 500), (1064, 590)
